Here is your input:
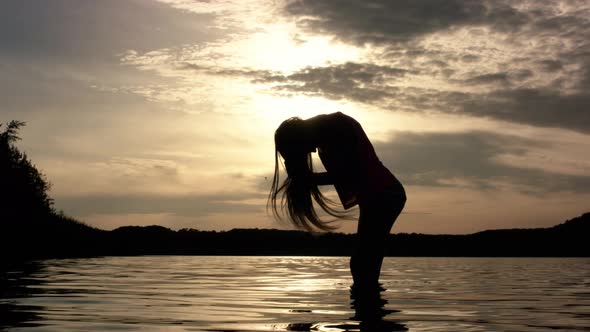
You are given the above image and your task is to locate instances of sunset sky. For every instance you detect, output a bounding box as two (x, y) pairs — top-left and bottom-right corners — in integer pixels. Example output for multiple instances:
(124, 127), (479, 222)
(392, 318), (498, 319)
(1, 0), (589, 234)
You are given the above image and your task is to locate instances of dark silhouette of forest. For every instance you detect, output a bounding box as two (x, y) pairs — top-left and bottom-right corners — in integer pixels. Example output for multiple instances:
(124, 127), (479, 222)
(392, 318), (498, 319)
(1, 121), (104, 264)
(104, 214), (590, 257)
(1, 120), (589, 265)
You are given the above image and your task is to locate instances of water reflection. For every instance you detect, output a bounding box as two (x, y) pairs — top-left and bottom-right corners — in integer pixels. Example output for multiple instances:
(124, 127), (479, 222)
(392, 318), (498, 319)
(1, 257), (589, 331)
(349, 285), (407, 332)
(282, 285), (408, 332)
(0, 262), (45, 330)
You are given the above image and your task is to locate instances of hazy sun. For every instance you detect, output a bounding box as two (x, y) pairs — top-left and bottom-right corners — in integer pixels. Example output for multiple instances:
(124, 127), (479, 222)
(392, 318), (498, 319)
(235, 23), (362, 73)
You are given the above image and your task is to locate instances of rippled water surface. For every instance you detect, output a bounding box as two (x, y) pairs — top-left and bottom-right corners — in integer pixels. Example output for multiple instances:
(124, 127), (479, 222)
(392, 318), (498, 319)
(2, 256), (589, 331)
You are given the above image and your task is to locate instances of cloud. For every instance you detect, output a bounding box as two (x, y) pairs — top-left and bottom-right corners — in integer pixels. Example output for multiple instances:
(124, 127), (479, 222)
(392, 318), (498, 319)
(0, 0), (226, 122)
(54, 130), (590, 232)
(178, 62), (280, 80)
(459, 70), (534, 86)
(284, 0), (586, 46)
(537, 59), (564, 72)
(216, 60), (589, 133)
(448, 88), (590, 133)
(0, 62), (151, 116)
(277, 0), (590, 134)
(0, 0), (220, 60)
(177, 61), (406, 102)
(284, 0), (528, 45)
(111, 1), (589, 135)
(55, 191), (266, 219)
(253, 62), (409, 102)
(374, 130), (590, 193)
(463, 72), (512, 85)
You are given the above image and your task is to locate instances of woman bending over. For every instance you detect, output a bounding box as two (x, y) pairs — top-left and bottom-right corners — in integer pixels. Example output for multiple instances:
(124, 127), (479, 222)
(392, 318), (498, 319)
(268, 112), (406, 289)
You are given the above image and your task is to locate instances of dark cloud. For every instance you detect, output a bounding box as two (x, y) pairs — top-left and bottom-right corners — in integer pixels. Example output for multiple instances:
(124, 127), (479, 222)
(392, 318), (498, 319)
(532, 8), (590, 33)
(374, 131), (590, 193)
(277, 0), (590, 134)
(205, 49), (585, 132)
(537, 59), (564, 72)
(372, 87), (590, 134)
(227, 60), (589, 133)
(284, 1), (587, 47)
(463, 72), (511, 85)
(461, 54), (481, 63)
(255, 62), (408, 102)
(448, 88), (590, 133)
(286, 62), (408, 83)
(284, 0), (528, 45)
(178, 61), (411, 103)
(181, 46), (590, 135)
(451, 69), (533, 86)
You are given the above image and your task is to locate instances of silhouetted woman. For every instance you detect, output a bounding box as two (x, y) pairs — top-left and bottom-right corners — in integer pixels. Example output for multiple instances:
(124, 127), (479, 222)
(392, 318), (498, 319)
(268, 112), (406, 289)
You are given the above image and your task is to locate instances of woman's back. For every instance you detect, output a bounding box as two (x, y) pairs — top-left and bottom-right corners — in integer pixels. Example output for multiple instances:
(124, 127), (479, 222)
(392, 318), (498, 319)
(310, 112), (401, 209)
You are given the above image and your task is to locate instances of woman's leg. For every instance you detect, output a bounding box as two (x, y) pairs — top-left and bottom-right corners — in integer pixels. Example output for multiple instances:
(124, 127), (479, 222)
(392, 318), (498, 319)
(350, 192), (405, 288)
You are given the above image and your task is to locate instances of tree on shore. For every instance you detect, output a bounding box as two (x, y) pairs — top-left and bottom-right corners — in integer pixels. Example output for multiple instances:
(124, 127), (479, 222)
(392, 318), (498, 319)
(1, 121), (53, 224)
(1, 121), (103, 261)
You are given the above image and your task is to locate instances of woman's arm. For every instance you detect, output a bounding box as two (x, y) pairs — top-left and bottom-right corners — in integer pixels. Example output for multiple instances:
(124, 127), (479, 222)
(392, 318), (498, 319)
(312, 172), (334, 186)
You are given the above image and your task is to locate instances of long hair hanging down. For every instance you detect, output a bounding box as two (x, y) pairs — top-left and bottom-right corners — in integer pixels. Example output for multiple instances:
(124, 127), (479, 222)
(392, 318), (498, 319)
(267, 117), (343, 232)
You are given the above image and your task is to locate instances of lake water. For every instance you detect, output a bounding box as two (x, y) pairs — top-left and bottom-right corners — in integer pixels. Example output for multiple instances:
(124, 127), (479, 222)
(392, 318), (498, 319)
(1, 256), (589, 331)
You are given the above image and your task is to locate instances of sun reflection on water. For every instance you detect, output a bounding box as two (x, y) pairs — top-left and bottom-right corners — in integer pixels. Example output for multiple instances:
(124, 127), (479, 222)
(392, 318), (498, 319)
(2, 256), (589, 332)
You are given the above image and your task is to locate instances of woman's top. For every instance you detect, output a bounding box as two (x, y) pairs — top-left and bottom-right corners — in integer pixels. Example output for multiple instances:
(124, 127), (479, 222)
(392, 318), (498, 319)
(315, 112), (403, 209)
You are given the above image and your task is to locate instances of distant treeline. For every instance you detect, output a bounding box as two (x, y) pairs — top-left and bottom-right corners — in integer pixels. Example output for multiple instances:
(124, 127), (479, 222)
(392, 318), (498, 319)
(85, 212), (590, 257)
(1, 120), (589, 264)
(4, 212), (590, 262)
(103, 213), (590, 257)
